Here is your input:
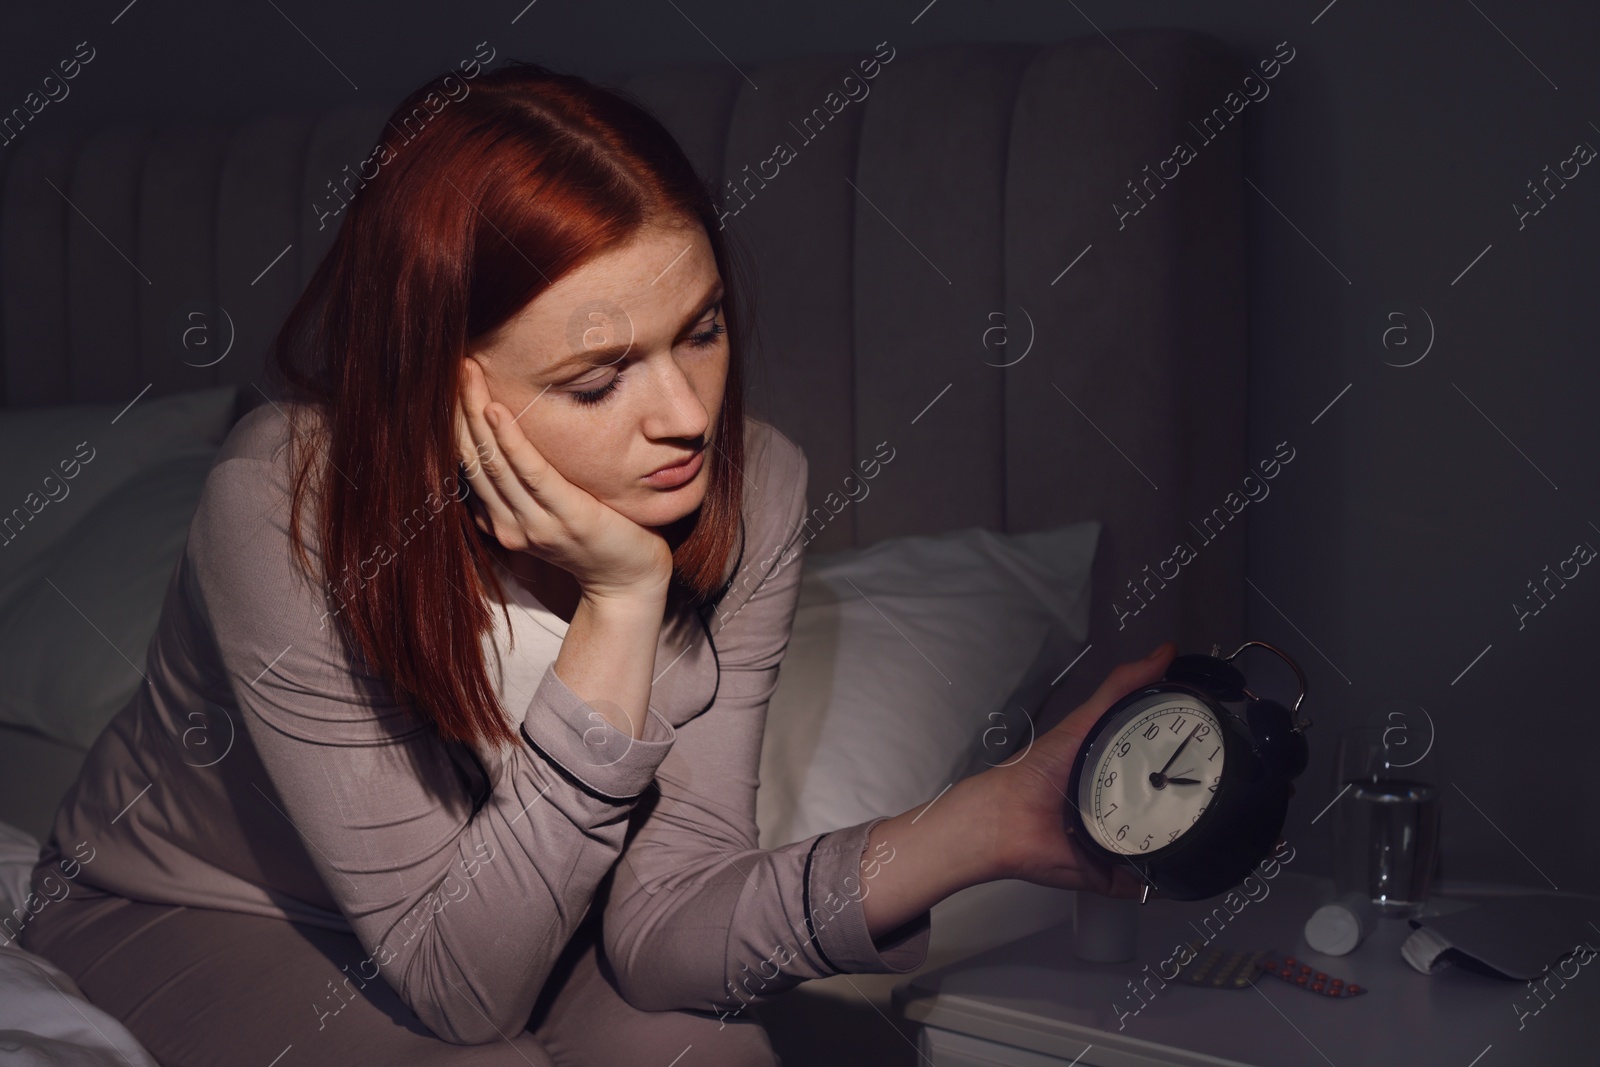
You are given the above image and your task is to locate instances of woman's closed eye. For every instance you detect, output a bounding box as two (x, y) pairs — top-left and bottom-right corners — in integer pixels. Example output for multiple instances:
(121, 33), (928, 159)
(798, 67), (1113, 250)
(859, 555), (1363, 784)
(567, 309), (725, 407)
(570, 372), (623, 407)
(686, 317), (725, 349)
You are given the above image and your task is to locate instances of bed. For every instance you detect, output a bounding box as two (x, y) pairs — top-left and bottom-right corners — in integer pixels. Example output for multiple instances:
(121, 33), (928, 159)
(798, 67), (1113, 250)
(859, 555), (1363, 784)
(0, 28), (1247, 1066)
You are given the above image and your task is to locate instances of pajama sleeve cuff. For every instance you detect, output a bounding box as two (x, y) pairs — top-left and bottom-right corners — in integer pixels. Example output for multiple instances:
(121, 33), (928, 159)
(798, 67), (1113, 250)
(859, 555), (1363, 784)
(518, 662), (676, 801)
(803, 816), (933, 975)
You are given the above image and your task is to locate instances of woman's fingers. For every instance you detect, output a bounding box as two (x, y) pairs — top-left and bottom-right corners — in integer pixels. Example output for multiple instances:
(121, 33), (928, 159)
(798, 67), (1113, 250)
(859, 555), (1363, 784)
(460, 360), (525, 493)
(456, 385), (511, 538)
(1029, 642), (1178, 779)
(457, 359), (554, 548)
(482, 398), (561, 519)
(1070, 642), (1177, 727)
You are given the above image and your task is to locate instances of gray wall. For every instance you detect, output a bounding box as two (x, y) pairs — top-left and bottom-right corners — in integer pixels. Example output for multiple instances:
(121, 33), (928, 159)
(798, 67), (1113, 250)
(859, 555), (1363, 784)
(3, 1), (1596, 893)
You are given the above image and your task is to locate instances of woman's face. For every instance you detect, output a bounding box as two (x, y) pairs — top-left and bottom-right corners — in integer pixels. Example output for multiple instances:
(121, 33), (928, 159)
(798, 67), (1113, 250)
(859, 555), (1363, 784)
(466, 218), (728, 529)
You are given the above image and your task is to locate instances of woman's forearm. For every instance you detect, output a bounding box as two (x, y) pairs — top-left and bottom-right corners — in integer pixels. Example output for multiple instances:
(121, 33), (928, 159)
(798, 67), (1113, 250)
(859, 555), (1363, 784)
(548, 586), (666, 739)
(859, 776), (1005, 939)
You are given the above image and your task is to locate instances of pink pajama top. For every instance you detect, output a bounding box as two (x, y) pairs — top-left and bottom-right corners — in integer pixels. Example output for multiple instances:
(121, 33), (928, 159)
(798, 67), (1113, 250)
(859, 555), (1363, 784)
(30, 401), (931, 1043)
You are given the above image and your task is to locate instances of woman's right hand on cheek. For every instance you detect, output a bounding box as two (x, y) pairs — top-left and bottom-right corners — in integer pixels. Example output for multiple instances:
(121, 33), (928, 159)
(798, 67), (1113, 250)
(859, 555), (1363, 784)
(456, 358), (674, 602)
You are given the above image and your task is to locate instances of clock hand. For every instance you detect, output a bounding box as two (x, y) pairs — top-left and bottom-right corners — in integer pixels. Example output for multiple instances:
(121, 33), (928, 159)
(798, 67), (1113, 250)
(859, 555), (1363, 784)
(1167, 777), (1202, 785)
(1154, 722), (1202, 780)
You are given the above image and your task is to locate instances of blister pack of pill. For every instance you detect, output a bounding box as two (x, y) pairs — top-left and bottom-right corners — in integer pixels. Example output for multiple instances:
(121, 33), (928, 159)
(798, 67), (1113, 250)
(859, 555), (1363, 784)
(1172, 945), (1270, 989)
(1256, 954), (1366, 997)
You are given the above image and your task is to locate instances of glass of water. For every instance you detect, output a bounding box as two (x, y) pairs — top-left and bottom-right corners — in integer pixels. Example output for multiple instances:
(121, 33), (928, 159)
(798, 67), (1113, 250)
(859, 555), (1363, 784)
(1330, 717), (1442, 919)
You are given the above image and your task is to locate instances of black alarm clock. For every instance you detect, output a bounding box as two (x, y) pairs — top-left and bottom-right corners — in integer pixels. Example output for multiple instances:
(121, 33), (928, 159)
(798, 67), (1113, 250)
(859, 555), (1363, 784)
(1065, 640), (1312, 902)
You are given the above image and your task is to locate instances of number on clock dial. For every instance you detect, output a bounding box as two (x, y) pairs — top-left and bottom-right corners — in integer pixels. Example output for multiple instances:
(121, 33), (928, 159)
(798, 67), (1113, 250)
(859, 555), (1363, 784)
(1083, 700), (1225, 855)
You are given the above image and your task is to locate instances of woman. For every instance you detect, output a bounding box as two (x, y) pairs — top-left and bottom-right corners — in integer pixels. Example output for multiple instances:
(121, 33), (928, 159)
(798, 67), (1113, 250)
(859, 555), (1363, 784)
(18, 60), (1173, 1065)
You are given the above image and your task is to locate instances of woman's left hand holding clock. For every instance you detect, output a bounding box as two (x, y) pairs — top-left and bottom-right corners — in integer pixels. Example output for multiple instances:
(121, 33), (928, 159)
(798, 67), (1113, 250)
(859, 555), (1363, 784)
(974, 641), (1179, 898)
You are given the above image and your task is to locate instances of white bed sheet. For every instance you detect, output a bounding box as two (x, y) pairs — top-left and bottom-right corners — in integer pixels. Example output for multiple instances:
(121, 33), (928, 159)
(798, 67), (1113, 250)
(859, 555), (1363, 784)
(0, 820), (163, 1067)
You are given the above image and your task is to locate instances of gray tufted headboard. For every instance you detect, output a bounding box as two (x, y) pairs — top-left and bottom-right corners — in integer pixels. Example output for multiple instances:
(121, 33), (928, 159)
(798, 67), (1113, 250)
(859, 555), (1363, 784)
(0, 29), (1248, 721)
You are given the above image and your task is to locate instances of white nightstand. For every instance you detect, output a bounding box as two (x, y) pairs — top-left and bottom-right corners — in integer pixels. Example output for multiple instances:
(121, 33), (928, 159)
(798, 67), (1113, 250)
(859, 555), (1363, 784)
(891, 872), (1598, 1066)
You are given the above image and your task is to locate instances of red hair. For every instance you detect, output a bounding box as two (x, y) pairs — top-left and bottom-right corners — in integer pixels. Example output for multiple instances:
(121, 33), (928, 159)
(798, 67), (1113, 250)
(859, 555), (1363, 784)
(266, 61), (748, 751)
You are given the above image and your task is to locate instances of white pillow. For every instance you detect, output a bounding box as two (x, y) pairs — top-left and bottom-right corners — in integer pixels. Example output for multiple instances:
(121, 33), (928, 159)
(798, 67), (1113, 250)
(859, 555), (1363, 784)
(0, 449), (219, 748)
(0, 943), (162, 1065)
(0, 825), (163, 1067)
(756, 521), (1098, 848)
(0, 385), (238, 595)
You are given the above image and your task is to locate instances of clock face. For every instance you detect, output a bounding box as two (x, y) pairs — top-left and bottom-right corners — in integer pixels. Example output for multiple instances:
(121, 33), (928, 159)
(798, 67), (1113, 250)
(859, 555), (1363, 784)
(1078, 694), (1227, 856)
